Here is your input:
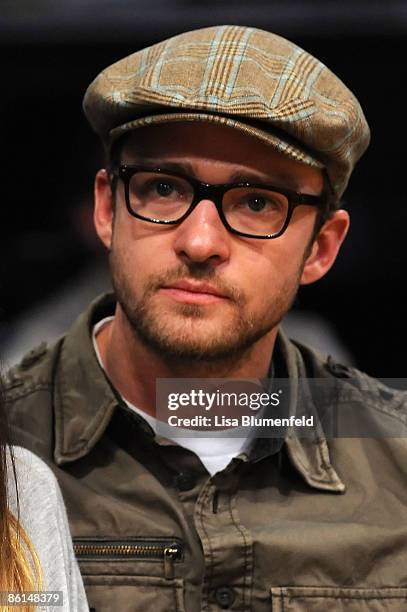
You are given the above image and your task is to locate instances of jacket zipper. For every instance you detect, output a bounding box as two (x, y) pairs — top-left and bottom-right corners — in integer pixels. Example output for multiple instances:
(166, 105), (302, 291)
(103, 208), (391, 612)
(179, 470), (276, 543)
(73, 538), (183, 579)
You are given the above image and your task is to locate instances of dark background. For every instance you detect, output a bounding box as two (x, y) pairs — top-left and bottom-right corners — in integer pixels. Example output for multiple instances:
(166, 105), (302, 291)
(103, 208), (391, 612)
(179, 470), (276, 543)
(1, 0), (405, 377)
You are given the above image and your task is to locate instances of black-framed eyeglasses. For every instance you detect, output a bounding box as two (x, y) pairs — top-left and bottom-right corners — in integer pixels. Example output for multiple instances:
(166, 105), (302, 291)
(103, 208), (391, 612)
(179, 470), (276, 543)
(110, 164), (323, 239)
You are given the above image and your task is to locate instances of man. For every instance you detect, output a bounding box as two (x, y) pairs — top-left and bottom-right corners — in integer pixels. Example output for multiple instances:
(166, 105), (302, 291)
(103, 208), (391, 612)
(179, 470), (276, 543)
(5, 25), (407, 611)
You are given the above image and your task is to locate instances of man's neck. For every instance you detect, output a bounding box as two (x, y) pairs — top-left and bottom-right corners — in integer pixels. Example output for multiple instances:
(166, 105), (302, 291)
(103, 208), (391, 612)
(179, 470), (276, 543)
(96, 306), (279, 419)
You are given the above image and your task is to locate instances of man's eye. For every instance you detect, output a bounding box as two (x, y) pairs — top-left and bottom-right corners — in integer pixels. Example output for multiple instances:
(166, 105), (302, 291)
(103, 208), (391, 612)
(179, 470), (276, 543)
(243, 194), (282, 212)
(153, 181), (175, 197)
(246, 196), (268, 212)
(133, 173), (191, 203)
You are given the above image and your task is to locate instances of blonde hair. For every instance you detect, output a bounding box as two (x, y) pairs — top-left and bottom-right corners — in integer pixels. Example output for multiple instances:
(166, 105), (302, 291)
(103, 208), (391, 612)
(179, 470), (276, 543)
(0, 506), (43, 612)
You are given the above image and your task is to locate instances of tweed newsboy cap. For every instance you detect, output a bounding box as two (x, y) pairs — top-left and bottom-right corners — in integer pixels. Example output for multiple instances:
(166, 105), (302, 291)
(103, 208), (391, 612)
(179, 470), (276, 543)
(83, 24), (370, 202)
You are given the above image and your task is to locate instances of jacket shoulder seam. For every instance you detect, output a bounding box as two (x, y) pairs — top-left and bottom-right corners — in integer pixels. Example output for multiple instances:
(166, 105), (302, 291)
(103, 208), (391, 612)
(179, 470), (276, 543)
(4, 382), (52, 402)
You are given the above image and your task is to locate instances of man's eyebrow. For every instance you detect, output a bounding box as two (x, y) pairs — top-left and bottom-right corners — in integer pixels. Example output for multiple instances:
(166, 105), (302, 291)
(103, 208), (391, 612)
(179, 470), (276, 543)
(121, 157), (300, 190)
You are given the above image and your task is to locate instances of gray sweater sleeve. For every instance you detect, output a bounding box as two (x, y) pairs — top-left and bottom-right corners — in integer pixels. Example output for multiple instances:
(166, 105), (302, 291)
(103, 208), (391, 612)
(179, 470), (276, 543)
(8, 447), (89, 612)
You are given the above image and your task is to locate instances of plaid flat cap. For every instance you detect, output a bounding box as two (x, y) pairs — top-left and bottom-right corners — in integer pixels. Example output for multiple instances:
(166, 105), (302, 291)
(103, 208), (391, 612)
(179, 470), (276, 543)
(83, 24), (370, 203)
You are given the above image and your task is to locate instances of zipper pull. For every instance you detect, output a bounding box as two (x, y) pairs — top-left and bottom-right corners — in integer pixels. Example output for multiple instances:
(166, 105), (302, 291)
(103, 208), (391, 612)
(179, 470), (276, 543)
(163, 544), (181, 579)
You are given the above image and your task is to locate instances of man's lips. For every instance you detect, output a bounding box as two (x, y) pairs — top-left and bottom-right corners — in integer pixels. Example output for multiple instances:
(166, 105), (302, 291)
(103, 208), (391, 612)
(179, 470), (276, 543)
(164, 280), (226, 297)
(159, 280), (229, 304)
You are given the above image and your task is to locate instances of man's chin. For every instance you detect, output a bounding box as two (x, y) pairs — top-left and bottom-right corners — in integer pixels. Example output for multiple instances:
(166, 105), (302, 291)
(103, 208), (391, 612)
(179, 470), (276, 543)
(137, 320), (245, 362)
(126, 307), (276, 364)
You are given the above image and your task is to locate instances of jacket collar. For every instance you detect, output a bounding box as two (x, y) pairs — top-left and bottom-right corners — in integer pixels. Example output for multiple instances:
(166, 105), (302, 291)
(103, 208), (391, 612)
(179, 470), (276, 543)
(53, 293), (118, 466)
(53, 293), (345, 493)
(276, 332), (346, 494)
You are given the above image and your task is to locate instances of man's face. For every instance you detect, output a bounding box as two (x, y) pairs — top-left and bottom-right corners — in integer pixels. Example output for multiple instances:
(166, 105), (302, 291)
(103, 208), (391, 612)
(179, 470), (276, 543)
(97, 122), (326, 364)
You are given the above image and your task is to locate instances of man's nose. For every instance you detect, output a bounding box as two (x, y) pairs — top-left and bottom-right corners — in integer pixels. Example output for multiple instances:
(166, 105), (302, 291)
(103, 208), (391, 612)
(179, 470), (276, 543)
(172, 199), (231, 264)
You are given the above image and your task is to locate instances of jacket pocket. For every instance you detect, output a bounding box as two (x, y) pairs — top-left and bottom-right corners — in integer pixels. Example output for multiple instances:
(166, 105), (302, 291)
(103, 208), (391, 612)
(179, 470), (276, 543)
(74, 537), (184, 612)
(82, 575), (185, 612)
(270, 586), (407, 611)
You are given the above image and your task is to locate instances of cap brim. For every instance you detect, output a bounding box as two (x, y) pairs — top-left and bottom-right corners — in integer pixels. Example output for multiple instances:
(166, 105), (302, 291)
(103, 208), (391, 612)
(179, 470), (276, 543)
(107, 112), (324, 170)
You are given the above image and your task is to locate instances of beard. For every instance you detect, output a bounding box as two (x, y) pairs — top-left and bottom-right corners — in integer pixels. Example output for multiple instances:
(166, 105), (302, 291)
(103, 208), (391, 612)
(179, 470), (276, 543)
(110, 253), (302, 368)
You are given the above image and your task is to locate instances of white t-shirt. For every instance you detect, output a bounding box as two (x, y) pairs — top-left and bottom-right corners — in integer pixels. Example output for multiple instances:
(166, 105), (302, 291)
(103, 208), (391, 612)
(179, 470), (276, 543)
(93, 317), (255, 475)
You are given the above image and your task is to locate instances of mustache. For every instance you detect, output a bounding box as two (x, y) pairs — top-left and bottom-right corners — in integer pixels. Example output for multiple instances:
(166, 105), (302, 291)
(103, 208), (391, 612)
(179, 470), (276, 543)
(146, 264), (245, 304)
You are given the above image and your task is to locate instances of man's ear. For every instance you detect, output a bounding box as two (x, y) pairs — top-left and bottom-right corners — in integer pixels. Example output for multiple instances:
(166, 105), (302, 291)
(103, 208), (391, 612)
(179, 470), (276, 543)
(94, 169), (114, 250)
(300, 209), (350, 285)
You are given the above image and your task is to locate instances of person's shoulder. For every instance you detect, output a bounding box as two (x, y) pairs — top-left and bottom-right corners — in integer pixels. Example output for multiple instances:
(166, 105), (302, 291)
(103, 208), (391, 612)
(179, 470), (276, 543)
(293, 339), (407, 427)
(2, 341), (62, 453)
(10, 446), (59, 493)
(3, 293), (113, 406)
(9, 447), (67, 545)
(8, 447), (90, 611)
(7, 447), (62, 520)
(3, 340), (61, 402)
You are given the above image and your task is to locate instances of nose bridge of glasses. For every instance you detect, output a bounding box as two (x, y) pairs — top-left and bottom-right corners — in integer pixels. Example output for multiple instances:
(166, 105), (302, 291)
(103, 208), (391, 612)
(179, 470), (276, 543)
(178, 181), (232, 235)
(192, 181), (227, 215)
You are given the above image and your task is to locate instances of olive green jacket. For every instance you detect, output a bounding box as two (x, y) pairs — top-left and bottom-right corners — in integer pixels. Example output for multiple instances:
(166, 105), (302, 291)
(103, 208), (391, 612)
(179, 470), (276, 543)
(4, 294), (407, 611)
